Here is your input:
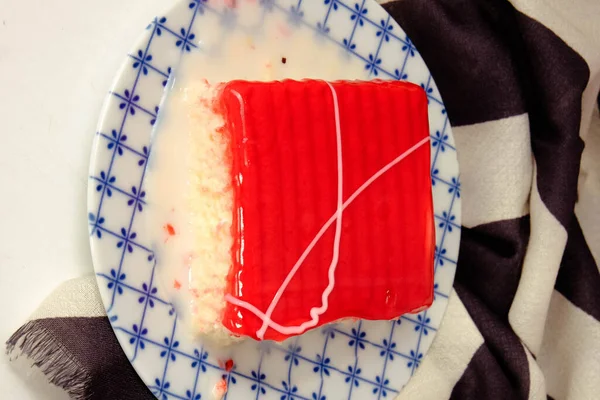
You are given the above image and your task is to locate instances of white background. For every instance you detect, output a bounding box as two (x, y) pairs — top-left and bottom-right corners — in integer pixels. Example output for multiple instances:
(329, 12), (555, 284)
(0, 0), (172, 398)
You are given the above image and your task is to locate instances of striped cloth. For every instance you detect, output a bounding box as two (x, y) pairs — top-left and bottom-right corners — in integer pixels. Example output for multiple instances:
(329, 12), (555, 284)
(6, 0), (600, 399)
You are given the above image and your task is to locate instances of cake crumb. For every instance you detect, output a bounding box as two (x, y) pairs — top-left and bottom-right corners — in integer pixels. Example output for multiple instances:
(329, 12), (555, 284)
(174, 280), (181, 290)
(212, 378), (228, 399)
(221, 358), (234, 372)
(165, 224), (176, 236)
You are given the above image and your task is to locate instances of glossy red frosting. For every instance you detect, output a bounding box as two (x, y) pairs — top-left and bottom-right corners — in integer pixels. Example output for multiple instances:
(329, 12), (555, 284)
(216, 80), (434, 341)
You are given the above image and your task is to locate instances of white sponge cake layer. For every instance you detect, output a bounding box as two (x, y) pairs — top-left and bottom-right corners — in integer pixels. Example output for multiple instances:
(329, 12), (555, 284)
(186, 81), (235, 343)
(146, 80), (235, 344)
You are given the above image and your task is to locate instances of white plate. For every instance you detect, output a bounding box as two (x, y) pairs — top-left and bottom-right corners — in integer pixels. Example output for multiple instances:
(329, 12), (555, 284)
(88, 1), (461, 399)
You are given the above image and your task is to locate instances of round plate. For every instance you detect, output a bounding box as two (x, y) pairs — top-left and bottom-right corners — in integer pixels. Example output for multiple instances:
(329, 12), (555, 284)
(88, 1), (461, 399)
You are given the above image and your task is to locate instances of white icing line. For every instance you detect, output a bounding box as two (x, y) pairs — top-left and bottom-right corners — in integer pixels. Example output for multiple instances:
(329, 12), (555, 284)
(231, 89), (247, 268)
(225, 134), (430, 336)
(230, 90), (246, 138)
(254, 82), (344, 339)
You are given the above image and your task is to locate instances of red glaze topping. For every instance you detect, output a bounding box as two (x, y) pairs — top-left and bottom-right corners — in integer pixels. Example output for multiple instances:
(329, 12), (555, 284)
(217, 80), (434, 341)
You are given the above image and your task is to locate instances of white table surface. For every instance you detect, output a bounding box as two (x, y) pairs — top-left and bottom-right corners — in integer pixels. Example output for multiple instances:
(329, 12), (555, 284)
(0, 0), (173, 397)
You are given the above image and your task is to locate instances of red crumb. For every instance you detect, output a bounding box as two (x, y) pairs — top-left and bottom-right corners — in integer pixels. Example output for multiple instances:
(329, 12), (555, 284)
(281, 57), (287, 64)
(224, 0), (237, 7)
(198, 97), (210, 108)
(165, 224), (176, 236)
(216, 221), (228, 237)
(213, 378), (228, 399)
(173, 280), (181, 290)
(218, 358), (234, 371)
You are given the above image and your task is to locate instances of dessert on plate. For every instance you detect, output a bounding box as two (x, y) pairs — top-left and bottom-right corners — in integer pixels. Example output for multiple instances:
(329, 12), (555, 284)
(151, 79), (434, 343)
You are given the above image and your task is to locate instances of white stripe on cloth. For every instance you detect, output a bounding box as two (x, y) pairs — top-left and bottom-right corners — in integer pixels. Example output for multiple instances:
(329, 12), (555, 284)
(539, 291), (600, 400)
(576, 107), (600, 266)
(453, 114), (532, 228)
(509, 164), (568, 356)
(524, 343), (547, 400)
(30, 276), (106, 320)
(393, 291), (484, 400)
(7, 276), (105, 400)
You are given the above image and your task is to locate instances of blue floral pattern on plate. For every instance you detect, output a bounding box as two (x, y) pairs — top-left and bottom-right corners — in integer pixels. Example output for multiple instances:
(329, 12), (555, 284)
(88, 1), (461, 398)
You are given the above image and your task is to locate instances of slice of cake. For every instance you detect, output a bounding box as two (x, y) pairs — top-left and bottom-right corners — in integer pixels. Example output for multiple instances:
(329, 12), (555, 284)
(183, 79), (434, 343)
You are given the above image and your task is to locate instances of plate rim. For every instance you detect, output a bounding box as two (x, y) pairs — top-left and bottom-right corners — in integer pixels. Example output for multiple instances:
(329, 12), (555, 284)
(88, 1), (461, 398)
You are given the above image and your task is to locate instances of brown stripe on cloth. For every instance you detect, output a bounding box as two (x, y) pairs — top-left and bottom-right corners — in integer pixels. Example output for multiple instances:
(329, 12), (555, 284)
(449, 344), (528, 400)
(455, 218), (530, 318)
(555, 217), (600, 321)
(383, 0), (528, 126)
(7, 317), (154, 400)
(513, 11), (589, 230)
(451, 218), (531, 399)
